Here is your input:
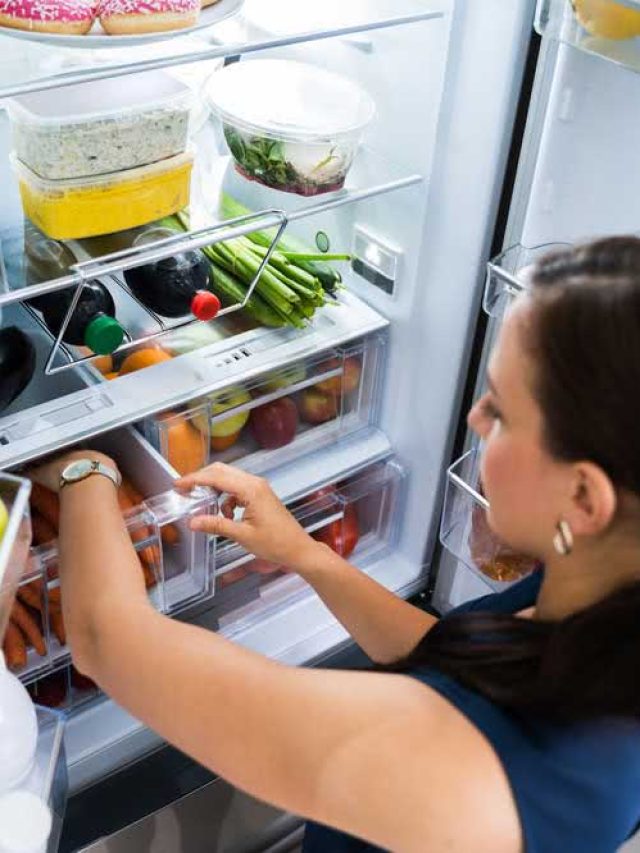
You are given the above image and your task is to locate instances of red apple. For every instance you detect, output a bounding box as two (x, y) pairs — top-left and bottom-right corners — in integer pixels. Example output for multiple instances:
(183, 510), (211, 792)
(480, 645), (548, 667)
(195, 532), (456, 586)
(249, 397), (299, 449)
(298, 388), (339, 424)
(315, 357), (362, 397)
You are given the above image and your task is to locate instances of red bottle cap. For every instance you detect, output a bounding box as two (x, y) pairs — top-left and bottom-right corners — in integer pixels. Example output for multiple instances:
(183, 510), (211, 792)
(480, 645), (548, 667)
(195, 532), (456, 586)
(191, 291), (221, 321)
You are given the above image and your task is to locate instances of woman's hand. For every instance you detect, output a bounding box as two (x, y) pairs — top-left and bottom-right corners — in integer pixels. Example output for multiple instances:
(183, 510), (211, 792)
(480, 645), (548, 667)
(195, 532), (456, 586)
(176, 464), (323, 575)
(28, 449), (117, 494)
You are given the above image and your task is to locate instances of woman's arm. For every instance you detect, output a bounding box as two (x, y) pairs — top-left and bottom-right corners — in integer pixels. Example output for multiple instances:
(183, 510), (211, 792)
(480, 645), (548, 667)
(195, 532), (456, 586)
(39, 458), (520, 853)
(179, 465), (436, 665)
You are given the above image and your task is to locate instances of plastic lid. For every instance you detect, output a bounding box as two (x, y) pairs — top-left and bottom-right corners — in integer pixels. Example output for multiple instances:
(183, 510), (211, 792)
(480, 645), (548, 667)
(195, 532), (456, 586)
(206, 60), (376, 142)
(0, 791), (52, 853)
(84, 315), (125, 355)
(191, 291), (221, 321)
(7, 71), (191, 127)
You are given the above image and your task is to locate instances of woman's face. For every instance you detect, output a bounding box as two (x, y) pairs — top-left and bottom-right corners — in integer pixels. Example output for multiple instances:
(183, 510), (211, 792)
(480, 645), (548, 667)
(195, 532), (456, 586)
(467, 301), (570, 559)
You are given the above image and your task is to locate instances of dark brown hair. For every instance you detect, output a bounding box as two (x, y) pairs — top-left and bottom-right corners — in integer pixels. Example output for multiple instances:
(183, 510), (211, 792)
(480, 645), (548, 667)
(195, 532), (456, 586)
(402, 237), (640, 722)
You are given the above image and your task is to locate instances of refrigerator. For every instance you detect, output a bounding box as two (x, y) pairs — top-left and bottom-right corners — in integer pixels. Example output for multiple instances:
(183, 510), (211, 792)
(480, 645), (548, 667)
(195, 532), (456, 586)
(0, 0), (637, 849)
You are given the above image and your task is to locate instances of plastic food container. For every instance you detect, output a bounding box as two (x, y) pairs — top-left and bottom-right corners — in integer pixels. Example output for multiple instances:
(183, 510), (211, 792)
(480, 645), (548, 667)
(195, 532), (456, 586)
(8, 72), (193, 182)
(207, 60), (376, 196)
(13, 151), (194, 241)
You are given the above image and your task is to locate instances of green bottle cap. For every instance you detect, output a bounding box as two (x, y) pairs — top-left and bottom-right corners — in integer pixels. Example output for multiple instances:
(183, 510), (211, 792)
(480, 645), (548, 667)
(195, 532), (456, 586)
(84, 314), (125, 355)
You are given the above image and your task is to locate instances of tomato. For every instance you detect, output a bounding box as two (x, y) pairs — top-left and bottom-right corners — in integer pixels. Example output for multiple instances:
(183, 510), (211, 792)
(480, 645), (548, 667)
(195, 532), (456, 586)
(315, 505), (360, 559)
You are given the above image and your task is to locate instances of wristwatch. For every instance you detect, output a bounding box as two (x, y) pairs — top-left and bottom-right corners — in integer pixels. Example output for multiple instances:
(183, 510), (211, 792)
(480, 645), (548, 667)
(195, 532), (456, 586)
(59, 458), (122, 492)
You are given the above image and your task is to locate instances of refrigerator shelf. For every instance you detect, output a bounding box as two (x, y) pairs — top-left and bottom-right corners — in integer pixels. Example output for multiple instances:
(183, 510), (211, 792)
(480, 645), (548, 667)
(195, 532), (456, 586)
(536, 0), (640, 74)
(0, 145), (423, 315)
(6, 426), (216, 686)
(0, 2), (444, 100)
(484, 241), (572, 318)
(440, 448), (539, 593)
(141, 336), (385, 480)
(0, 290), (388, 469)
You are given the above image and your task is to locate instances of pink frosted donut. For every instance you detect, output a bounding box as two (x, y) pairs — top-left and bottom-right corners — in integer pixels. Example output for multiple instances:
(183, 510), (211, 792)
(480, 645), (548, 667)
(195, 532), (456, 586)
(98, 0), (199, 34)
(0, 0), (98, 34)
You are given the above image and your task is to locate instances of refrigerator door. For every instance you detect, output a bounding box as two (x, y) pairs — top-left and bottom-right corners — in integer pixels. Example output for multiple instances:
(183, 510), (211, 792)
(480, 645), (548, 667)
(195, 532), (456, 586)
(435, 1), (640, 610)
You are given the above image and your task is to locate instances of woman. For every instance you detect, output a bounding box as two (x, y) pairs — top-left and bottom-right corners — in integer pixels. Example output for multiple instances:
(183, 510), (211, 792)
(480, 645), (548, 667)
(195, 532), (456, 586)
(32, 237), (640, 852)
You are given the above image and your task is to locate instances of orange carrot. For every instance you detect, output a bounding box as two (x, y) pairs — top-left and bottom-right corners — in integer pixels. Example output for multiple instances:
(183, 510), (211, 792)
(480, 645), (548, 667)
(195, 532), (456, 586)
(11, 600), (46, 657)
(3, 621), (27, 670)
(30, 484), (60, 532)
(117, 487), (160, 574)
(17, 581), (43, 613)
(31, 511), (57, 546)
(49, 608), (66, 646)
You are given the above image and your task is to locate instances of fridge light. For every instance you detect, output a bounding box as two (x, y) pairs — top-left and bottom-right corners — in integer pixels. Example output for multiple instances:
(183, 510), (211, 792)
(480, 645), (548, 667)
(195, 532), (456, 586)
(352, 225), (402, 296)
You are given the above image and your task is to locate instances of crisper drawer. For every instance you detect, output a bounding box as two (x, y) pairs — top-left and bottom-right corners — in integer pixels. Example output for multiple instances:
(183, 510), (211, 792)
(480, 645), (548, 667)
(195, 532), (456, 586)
(212, 457), (406, 637)
(140, 336), (385, 478)
(0, 472), (32, 643)
(440, 448), (539, 591)
(5, 427), (216, 689)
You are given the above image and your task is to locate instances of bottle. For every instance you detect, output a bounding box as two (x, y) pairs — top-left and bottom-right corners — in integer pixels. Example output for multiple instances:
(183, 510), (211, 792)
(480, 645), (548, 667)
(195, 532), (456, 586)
(40, 281), (125, 356)
(124, 228), (220, 322)
(0, 328), (36, 413)
(23, 225), (76, 314)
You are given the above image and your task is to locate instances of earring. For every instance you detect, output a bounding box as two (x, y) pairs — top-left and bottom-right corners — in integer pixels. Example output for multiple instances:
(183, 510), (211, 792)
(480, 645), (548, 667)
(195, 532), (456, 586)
(553, 520), (574, 556)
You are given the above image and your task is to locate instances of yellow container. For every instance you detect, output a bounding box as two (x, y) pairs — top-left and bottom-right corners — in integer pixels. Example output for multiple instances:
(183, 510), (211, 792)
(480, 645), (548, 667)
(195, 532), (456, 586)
(13, 150), (193, 240)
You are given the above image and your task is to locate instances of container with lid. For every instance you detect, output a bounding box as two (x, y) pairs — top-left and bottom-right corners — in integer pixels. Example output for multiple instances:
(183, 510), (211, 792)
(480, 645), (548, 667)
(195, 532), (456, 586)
(13, 150), (194, 241)
(8, 71), (193, 182)
(206, 60), (376, 196)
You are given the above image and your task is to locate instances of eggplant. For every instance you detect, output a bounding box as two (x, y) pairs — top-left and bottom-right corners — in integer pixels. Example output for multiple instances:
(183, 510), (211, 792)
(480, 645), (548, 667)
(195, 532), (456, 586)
(0, 327), (36, 412)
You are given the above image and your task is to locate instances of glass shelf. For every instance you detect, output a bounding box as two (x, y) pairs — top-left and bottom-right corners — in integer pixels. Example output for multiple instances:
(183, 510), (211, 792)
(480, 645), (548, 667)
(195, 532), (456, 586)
(0, 1), (444, 99)
(536, 0), (640, 73)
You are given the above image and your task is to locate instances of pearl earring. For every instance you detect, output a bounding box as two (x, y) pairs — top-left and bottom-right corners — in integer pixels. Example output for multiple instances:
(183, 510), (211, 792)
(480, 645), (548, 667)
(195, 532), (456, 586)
(553, 520), (574, 556)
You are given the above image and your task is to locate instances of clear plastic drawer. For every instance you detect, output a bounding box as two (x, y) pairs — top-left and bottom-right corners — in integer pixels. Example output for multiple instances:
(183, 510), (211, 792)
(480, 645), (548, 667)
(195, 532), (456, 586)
(141, 337), (385, 477)
(0, 474), (33, 646)
(4, 427), (216, 685)
(215, 458), (406, 634)
(440, 448), (539, 591)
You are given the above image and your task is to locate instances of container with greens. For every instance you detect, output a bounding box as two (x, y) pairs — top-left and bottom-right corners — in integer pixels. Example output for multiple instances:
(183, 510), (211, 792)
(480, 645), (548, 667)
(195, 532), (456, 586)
(206, 60), (375, 196)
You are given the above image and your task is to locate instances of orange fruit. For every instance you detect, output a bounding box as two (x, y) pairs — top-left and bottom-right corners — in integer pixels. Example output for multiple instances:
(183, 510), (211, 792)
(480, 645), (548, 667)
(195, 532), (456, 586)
(120, 347), (172, 376)
(573, 0), (640, 38)
(92, 354), (113, 374)
(211, 431), (242, 452)
(103, 371), (119, 380)
(157, 414), (208, 476)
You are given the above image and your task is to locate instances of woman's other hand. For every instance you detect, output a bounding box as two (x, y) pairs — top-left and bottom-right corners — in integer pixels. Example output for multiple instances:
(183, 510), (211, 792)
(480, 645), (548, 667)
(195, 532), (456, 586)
(176, 464), (323, 574)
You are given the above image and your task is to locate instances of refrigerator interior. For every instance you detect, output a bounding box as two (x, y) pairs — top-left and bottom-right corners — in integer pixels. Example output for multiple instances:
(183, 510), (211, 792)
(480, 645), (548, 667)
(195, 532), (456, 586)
(434, 5), (640, 611)
(0, 0), (537, 799)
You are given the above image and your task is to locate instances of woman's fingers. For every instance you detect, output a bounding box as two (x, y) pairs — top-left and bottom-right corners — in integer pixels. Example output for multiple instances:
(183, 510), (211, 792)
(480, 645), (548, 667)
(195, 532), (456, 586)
(189, 513), (244, 541)
(175, 463), (261, 503)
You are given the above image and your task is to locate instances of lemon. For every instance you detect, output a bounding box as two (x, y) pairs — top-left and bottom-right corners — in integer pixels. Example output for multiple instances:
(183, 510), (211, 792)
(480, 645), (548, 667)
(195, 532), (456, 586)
(573, 0), (640, 39)
(0, 499), (9, 544)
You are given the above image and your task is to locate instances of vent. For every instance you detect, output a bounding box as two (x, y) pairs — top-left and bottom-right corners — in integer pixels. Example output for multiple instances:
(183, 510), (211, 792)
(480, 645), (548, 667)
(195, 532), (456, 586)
(210, 346), (254, 370)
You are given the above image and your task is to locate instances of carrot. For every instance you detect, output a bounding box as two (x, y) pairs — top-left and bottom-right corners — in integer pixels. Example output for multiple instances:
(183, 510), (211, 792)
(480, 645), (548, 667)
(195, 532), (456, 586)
(30, 484), (60, 532)
(3, 620), (27, 670)
(122, 479), (179, 547)
(31, 511), (57, 546)
(11, 600), (46, 657)
(17, 581), (44, 613)
(49, 608), (66, 646)
(117, 486), (160, 573)
(141, 561), (157, 590)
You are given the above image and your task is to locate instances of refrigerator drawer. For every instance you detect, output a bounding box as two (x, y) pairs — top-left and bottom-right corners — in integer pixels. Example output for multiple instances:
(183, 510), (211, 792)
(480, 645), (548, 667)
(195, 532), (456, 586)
(140, 336), (385, 478)
(6, 426), (216, 688)
(440, 448), (539, 591)
(212, 457), (406, 636)
(0, 472), (32, 643)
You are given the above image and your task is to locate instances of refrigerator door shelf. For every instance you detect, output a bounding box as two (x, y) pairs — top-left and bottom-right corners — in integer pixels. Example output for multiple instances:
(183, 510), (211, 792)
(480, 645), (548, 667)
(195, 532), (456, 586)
(6, 426), (217, 687)
(142, 335), (385, 479)
(212, 457), (406, 640)
(484, 241), (572, 318)
(536, 0), (640, 74)
(440, 448), (539, 593)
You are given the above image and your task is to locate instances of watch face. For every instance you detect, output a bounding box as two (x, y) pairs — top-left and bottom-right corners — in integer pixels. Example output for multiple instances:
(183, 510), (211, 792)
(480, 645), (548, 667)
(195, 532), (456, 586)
(62, 459), (94, 483)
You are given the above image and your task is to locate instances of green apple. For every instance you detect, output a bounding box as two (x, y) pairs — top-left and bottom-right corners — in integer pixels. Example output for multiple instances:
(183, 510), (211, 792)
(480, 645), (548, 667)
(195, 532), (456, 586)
(192, 386), (252, 440)
(263, 364), (307, 392)
(0, 498), (8, 543)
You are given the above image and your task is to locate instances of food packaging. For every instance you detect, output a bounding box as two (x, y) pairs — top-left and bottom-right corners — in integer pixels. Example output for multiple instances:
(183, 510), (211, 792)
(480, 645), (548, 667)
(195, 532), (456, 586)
(206, 59), (375, 196)
(8, 72), (193, 182)
(13, 151), (194, 241)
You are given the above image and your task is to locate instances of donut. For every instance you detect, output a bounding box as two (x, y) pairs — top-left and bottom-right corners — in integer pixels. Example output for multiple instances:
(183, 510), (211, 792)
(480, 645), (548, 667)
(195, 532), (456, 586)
(98, 0), (200, 34)
(0, 1), (97, 34)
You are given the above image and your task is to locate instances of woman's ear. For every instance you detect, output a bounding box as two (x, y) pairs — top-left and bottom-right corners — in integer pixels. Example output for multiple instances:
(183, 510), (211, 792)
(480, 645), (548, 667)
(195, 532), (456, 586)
(565, 462), (617, 537)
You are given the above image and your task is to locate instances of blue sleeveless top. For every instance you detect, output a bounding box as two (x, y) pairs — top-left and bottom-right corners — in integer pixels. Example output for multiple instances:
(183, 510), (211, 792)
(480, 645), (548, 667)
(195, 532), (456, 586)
(303, 573), (640, 853)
